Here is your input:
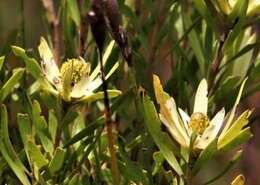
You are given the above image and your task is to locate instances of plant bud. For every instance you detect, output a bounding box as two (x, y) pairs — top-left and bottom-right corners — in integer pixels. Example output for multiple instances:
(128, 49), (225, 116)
(104, 0), (121, 33)
(116, 27), (132, 65)
(88, 0), (132, 65)
(88, 0), (107, 52)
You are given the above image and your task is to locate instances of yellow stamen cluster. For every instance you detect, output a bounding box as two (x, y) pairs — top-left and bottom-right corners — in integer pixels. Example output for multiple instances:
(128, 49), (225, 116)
(60, 59), (90, 86)
(189, 112), (209, 135)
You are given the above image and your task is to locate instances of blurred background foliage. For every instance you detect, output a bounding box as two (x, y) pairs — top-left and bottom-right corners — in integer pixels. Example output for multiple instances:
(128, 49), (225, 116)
(0, 0), (259, 184)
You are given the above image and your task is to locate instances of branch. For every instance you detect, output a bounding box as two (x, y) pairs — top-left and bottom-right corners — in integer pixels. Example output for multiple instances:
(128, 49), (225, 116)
(99, 51), (120, 185)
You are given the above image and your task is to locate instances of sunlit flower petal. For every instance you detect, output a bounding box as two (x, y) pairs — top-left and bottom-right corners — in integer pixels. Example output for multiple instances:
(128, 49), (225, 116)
(38, 37), (61, 90)
(159, 113), (189, 148)
(178, 108), (190, 134)
(199, 108), (225, 148)
(193, 79), (208, 115)
(165, 98), (190, 141)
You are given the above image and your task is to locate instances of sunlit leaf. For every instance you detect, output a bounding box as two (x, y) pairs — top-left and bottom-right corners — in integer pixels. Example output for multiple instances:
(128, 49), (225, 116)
(142, 96), (183, 175)
(17, 113), (31, 158)
(219, 127), (252, 152)
(67, 0), (80, 27)
(32, 100), (54, 153)
(27, 140), (48, 169)
(62, 109), (79, 127)
(68, 174), (80, 185)
(0, 56), (4, 72)
(152, 151), (164, 175)
(219, 78), (247, 136)
(48, 109), (58, 143)
(11, 46), (43, 79)
(79, 90), (122, 103)
(218, 110), (251, 149)
(224, 0), (249, 51)
(0, 105), (30, 185)
(0, 68), (25, 102)
(181, 11), (205, 75)
(49, 147), (65, 174)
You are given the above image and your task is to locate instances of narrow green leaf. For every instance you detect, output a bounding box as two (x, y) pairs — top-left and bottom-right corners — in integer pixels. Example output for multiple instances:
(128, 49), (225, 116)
(118, 137), (149, 184)
(204, 25), (214, 66)
(221, 43), (258, 70)
(125, 135), (143, 152)
(17, 114), (31, 146)
(220, 78), (247, 136)
(181, 11), (205, 75)
(67, 0), (81, 27)
(0, 68), (25, 102)
(39, 91), (58, 109)
(173, 176), (178, 185)
(0, 105), (30, 185)
(90, 41), (115, 81)
(11, 46), (42, 79)
(119, 158), (149, 185)
(192, 139), (218, 175)
(152, 151), (164, 175)
(27, 140), (48, 169)
(219, 127), (252, 152)
(32, 100), (54, 153)
(62, 109), (79, 127)
(229, 0), (248, 21)
(80, 90), (122, 103)
(49, 147), (65, 174)
(0, 142), (30, 185)
(0, 56), (5, 72)
(224, 0), (249, 51)
(216, 0), (231, 15)
(64, 118), (103, 147)
(48, 110), (58, 143)
(17, 113), (31, 161)
(142, 96), (183, 175)
(0, 105), (27, 168)
(210, 76), (240, 106)
(29, 78), (57, 97)
(218, 110), (251, 149)
(193, 0), (218, 33)
(68, 174), (80, 185)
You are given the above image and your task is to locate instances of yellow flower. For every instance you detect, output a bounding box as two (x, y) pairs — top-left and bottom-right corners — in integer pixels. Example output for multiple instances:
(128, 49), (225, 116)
(231, 174), (245, 185)
(38, 37), (121, 102)
(153, 75), (251, 150)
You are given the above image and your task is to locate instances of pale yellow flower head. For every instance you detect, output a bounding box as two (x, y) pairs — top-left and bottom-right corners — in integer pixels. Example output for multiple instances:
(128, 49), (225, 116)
(153, 75), (251, 150)
(38, 37), (121, 102)
(60, 59), (91, 86)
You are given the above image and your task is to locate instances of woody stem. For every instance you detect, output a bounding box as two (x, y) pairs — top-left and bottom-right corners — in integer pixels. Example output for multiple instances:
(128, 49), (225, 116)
(99, 51), (120, 185)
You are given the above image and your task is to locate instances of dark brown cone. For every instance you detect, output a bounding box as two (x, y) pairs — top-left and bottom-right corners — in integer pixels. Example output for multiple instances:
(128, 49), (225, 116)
(88, 0), (107, 52)
(88, 0), (132, 65)
(104, 0), (121, 33)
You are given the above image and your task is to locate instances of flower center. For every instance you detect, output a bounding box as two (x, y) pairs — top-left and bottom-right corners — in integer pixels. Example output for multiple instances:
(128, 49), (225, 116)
(189, 112), (209, 135)
(60, 58), (90, 86)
